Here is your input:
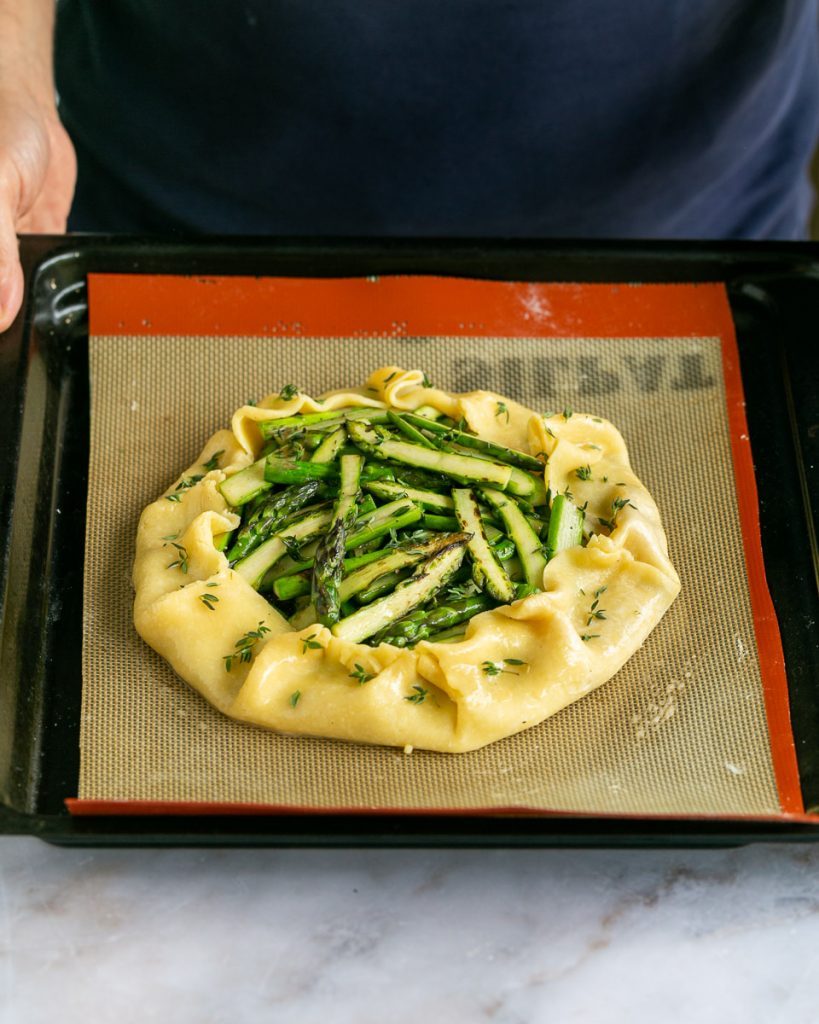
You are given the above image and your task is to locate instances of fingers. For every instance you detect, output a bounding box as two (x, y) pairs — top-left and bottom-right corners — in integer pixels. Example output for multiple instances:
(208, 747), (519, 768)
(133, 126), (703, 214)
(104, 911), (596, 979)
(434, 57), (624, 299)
(0, 195), (23, 333)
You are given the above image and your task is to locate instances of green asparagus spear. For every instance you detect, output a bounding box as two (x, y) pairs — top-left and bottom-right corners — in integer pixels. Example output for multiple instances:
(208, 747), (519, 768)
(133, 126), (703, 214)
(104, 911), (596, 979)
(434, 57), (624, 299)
(372, 592), (493, 647)
(258, 407), (389, 440)
(452, 488), (516, 603)
(331, 538), (469, 643)
(226, 479), (321, 562)
(312, 454), (363, 626)
(310, 427), (347, 464)
(264, 456), (339, 485)
(218, 458), (270, 507)
(289, 532), (468, 628)
(401, 412), (544, 472)
(346, 420), (514, 490)
(481, 487), (547, 589)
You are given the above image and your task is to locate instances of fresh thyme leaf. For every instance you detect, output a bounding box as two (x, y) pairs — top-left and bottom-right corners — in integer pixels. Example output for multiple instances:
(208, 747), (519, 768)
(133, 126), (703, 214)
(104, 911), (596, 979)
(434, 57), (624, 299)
(349, 663), (374, 685)
(562, 407), (573, 420)
(165, 493), (182, 503)
(161, 533), (179, 541)
(246, 399), (257, 407)
(384, 371), (397, 383)
(175, 474), (204, 492)
(279, 384), (299, 401)
(202, 449), (225, 472)
(302, 632), (323, 653)
(199, 592), (219, 611)
(575, 465), (592, 481)
(289, 690), (302, 708)
(164, 541), (189, 574)
(581, 634), (600, 642)
(481, 660), (521, 677)
(206, 582), (220, 588)
(495, 401), (510, 424)
(421, 373), (433, 388)
(404, 684), (428, 704)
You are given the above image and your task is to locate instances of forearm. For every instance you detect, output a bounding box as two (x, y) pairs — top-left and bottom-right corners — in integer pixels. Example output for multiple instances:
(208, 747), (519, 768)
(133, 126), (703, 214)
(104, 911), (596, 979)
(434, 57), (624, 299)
(0, 0), (56, 108)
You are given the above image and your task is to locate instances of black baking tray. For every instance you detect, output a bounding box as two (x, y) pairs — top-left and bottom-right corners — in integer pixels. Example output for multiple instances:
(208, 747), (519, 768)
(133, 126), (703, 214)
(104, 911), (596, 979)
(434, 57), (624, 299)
(0, 235), (817, 848)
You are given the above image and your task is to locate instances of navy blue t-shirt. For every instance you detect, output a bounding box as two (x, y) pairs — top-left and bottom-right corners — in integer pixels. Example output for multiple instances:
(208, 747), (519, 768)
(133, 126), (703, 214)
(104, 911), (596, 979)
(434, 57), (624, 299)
(56, 1), (819, 238)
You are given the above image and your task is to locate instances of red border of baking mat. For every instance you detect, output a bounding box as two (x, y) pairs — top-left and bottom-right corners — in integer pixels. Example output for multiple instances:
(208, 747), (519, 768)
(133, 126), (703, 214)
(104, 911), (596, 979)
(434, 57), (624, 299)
(69, 274), (815, 823)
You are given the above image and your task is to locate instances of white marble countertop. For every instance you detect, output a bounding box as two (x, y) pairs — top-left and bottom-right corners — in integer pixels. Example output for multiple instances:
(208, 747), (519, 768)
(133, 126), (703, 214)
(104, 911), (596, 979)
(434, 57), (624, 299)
(2, 836), (818, 1023)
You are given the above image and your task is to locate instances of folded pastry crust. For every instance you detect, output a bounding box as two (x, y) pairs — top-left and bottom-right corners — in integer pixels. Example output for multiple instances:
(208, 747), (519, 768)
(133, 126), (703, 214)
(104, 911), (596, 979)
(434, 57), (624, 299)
(133, 367), (680, 752)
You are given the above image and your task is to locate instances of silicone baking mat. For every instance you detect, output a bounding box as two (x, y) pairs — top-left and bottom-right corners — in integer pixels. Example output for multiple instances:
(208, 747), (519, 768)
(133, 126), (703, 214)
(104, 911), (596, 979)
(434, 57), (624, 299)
(70, 275), (809, 820)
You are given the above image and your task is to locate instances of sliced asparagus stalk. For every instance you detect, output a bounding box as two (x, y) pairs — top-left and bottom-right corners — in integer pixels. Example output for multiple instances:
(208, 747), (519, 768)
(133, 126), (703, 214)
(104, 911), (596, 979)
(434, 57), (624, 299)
(226, 479), (321, 562)
(481, 487), (547, 589)
(352, 569), (412, 605)
(372, 592), (493, 647)
(364, 479), (454, 511)
(452, 488), (516, 603)
(402, 412), (544, 472)
(359, 463), (396, 482)
(311, 454), (363, 625)
(545, 494), (585, 561)
(218, 458), (270, 507)
(412, 404), (445, 420)
(290, 532), (467, 628)
(264, 456), (339, 486)
(424, 623), (468, 644)
(233, 506), (335, 588)
(310, 426), (347, 464)
(258, 407), (389, 440)
(331, 538), (468, 643)
(273, 546), (392, 601)
(387, 411), (440, 450)
(260, 499), (422, 584)
(347, 420), (513, 490)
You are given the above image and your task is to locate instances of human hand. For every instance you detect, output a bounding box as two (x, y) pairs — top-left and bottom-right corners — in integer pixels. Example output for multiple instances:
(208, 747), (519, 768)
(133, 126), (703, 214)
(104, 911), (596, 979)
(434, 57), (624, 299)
(0, 88), (76, 331)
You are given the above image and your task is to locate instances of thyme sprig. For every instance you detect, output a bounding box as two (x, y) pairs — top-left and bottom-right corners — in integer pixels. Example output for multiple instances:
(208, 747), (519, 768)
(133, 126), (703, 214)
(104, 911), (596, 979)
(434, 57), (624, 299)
(481, 658), (527, 677)
(585, 586), (608, 627)
(279, 384), (299, 401)
(302, 632), (323, 653)
(405, 685), (429, 704)
(495, 401), (510, 424)
(349, 664), (374, 685)
(202, 449), (225, 472)
(289, 690), (302, 708)
(598, 496), (636, 531)
(223, 621), (271, 671)
(164, 541), (189, 574)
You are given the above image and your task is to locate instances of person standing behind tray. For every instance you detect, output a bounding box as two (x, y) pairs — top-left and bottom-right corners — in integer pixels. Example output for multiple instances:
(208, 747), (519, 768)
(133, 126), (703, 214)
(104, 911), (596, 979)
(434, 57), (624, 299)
(0, 0), (817, 330)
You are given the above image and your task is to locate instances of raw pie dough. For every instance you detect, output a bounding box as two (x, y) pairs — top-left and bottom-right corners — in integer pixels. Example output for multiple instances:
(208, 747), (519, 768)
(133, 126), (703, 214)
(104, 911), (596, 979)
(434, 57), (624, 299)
(133, 367), (680, 752)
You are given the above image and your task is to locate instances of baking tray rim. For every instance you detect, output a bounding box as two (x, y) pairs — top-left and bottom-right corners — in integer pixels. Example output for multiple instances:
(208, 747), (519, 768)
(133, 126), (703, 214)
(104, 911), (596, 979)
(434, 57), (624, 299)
(1, 233), (818, 847)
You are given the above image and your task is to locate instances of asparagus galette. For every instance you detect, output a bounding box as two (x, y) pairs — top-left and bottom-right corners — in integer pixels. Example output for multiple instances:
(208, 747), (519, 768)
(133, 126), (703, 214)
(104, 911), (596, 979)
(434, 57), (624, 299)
(133, 367), (680, 752)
